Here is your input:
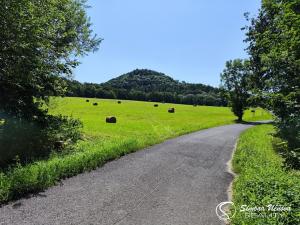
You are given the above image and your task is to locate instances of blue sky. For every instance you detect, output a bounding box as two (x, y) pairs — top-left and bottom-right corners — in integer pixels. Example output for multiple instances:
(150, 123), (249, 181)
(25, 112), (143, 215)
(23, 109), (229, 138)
(74, 0), (261, 87)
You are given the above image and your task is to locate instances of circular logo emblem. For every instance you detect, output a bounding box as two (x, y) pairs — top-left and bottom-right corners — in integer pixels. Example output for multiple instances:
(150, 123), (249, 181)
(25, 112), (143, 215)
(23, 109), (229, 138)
(216, 201), (236, 221)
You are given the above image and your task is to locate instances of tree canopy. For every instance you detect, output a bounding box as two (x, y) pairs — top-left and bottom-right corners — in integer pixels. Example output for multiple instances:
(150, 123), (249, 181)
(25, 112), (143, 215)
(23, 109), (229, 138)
(245, 0), (300, 120)
(220, 59), (250, 121)
(0, 0), (100, 166)
(0, 0), (101, 120)
(244, 0), (300, 167)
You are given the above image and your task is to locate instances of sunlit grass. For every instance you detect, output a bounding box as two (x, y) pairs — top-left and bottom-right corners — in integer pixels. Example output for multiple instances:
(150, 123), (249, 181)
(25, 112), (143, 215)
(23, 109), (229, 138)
(50, 97), (272, 148)
(232, 125), (300, 224)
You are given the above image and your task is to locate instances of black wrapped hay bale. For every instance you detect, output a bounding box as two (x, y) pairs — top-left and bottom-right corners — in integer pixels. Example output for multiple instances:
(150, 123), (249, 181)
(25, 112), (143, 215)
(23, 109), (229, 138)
(117, 101), (122, 104)
(93, 103), (98, 106)
(86, 99), (90, 102)
(154, 104), (159, 107)
(168, 108), (175, 113)
(106, 116), (117, 123)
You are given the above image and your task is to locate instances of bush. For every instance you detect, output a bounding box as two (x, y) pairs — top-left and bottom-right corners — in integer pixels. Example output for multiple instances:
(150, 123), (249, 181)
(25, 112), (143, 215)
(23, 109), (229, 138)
(0, 115), (82, 168)
(274, 115), (300, 169)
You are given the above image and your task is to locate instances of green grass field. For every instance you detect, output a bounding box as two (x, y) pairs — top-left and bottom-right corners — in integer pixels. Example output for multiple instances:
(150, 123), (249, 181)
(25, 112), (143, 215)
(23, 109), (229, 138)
(232, 125), (300, 224)
(0, 97), (272, 204)
(50, 97), (272, 149)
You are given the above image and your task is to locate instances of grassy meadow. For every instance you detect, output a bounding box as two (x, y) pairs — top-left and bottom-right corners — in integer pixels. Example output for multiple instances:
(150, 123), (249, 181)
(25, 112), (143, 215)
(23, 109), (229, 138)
(232, 125), (300, 224)
(50, 97), (271, 148)
(0, 97), (272, 204)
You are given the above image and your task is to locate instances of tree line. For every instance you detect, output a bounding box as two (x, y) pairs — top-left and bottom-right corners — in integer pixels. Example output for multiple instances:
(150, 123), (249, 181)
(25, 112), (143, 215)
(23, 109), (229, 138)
(65, 69), (227, 106)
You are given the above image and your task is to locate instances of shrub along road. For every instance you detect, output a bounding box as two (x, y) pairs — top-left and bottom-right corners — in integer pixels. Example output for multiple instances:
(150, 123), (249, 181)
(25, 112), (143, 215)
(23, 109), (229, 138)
(0, 123), (255, 225)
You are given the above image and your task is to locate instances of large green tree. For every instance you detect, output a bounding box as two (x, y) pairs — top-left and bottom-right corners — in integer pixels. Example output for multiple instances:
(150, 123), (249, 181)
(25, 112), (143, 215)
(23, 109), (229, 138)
(245, 0), (300, 167)
(220, 59), (251, 121)
(0, 0), (101, 120)
(0, 0), (101, 166)
(245, 0), (300, 120)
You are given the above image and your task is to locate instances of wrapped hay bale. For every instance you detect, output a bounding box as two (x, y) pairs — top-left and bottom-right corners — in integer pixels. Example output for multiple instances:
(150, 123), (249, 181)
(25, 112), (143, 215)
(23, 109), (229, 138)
(93, 103), (98, 106)
(117, 101), (122, 104)
(154, 104), (159, 107)
(86, 99), (90, 102)
(168, 108), (175, 113)
(106, 116), (117, 123)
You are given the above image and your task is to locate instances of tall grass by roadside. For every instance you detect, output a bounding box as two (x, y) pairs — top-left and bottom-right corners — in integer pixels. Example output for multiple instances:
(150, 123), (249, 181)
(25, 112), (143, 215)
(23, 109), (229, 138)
(0, 97), (272, 204)
(0, 138), (139, 203)
(231, 125), (300, 225)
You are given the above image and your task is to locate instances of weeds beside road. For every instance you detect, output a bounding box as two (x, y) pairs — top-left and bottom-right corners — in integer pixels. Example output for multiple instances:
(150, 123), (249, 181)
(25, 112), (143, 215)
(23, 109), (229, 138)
(232, 125), (300, 224)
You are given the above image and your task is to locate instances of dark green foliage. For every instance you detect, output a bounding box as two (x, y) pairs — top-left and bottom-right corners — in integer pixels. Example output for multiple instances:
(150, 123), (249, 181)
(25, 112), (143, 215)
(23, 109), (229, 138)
(105, 69), (180, 92)
(65, 69), (227, 106)
(0, 116), (82, 168)
(245, 0), (300, 168)
(245, 0), (300, 118)
(0, 0), (99, 168)
(220, 59), (251, 121)
(0, 0), (101, 121)
(274, 115), (300, 169)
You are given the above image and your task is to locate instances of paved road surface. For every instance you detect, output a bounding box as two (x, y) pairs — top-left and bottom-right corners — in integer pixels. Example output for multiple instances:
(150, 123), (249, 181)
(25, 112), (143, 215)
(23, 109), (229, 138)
(0, 123), (254, 225)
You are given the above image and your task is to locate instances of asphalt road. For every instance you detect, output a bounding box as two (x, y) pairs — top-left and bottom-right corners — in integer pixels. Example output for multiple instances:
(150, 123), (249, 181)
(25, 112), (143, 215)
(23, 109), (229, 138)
(0, 123), (254, 225)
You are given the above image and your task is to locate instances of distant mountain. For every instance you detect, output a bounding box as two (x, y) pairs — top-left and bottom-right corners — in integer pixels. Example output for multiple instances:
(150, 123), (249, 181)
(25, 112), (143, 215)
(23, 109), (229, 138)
(103, 69), (218, 95)
(65, 69), (227, 106)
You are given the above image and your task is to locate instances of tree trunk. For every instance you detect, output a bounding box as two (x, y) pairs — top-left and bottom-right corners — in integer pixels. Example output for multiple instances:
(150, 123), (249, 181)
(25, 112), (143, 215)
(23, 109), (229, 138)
(237, 115), (243, 122)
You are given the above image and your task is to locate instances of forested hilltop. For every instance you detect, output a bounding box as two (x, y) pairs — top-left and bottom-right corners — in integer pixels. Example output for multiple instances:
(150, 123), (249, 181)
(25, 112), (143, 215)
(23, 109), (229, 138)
(66, 69), (226, 106)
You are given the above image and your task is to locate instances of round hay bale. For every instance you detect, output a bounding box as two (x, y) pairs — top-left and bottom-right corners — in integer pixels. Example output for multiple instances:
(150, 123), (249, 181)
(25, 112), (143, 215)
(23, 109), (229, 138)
(106, 116), (117, 123)
(168, 108), (175, 113)
(86, 99), (90, 102)
(93, 103), (98, 106)
(117, 101), (122, 104)
(154, 104), (159, 107)
(251, 110), (255, 113)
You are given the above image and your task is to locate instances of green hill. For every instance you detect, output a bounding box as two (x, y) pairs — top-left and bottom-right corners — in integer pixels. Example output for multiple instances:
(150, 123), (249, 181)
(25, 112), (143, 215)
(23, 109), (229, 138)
(103, 69), (218, 94)
(66, 69), (226, 106)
